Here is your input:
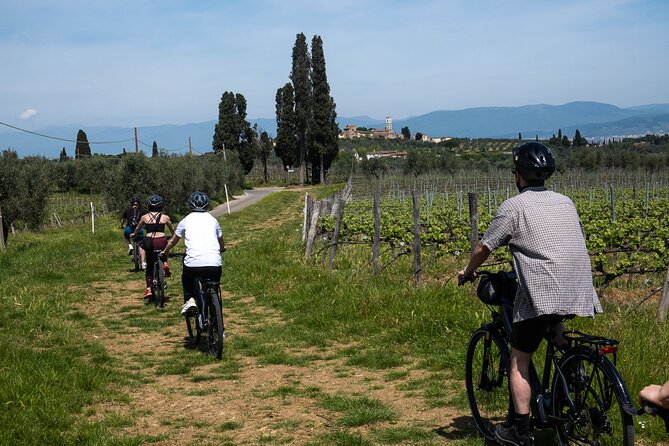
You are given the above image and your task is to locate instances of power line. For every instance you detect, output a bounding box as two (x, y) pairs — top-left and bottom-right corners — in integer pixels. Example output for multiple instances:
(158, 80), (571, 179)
(137, 138), (188, 153)
(0, 120), (134, 145)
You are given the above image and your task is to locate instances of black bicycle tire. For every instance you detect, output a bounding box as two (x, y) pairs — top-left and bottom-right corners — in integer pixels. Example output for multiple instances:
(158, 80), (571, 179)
(185, 313), (201, 345)
(465, 328), (511, 441)
(155, 258), (165, 308)
(132, 241), (141, 271)
(551, 347), (634, 446)
(206, 288), (224, 359)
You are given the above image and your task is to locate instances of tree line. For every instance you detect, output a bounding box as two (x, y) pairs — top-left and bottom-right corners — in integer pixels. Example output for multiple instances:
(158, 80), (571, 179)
(0, 150), (244, 245)
(343, 134), (669, 177)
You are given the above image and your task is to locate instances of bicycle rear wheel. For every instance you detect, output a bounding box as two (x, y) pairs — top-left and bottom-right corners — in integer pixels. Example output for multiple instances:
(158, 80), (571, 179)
(552, 348), (634, 446)
(206, 288), (224, 359)
(465, 328), (511, 441)
(154, 259), (165, 308)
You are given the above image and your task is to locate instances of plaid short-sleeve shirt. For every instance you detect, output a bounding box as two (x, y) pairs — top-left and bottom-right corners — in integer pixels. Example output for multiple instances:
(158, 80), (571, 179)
(481, 186), (602, 323)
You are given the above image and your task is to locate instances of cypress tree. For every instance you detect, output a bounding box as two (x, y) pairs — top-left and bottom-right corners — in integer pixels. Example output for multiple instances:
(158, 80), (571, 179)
(401, 127), (411, 139)
(212, 91), (255, 173)
(258, 130), (273, 183)
(59, 147), (68, 162)
(290, 33), (311, 185)
(75, 129), (91, 159)
(308, 35), (338, 184)
(152, 141), (158, 157)
(275, 83), (298, 171)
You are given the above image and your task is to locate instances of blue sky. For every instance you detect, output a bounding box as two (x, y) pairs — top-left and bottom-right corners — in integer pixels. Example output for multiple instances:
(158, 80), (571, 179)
(1, 0), (668, 129)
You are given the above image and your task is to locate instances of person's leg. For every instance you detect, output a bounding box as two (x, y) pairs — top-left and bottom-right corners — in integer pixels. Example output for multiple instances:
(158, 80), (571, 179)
(496, 317), (546, 445)
(182, 265), (197, 304)
(123, 225), (132, 252)
(145, 247), (155, 288)
(509, 348), (533, 423)
(151, 237), (170, 276)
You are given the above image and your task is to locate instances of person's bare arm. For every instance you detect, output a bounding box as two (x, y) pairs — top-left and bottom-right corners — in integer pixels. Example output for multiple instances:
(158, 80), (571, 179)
(218, 235), (226, 252)
(457, 242), (491, 284)
(161, 234), (181, 256)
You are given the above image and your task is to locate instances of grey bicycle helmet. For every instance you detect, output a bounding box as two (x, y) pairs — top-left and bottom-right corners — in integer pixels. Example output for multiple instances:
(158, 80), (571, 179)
(513, 142), (556, 182)
(148, 194), (163, 211)
(130, 196), (140, 205)
(188, 191), (209, 212)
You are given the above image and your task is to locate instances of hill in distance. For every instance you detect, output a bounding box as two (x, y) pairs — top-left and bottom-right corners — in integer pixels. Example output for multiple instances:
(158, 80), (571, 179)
(2, 101), (669, 158)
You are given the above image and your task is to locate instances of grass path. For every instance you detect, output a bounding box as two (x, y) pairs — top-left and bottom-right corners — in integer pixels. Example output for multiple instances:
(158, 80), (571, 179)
(77, 189), (475, 446)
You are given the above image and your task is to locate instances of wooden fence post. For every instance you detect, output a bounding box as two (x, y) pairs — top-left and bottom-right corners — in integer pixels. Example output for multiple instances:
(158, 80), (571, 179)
(302, 193), (312, 242)
(328, 197), (345, 270)
(305, 200), (321, 260)
(658, 266), (669, 321)
(412, 190), (421, 285)
(372, 188), (381, 274)
(90, 202), (95, 234)
(468, 192), (479, 253)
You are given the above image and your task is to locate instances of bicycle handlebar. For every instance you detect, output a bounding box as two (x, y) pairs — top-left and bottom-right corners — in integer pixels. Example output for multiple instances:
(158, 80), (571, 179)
(640, 401), (669, 432)
(457, 269), (498, 286)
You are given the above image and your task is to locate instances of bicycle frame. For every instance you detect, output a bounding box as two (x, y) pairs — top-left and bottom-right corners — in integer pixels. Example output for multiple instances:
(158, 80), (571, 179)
(485, 295), (616, 429)
(193, 278), (220, 328)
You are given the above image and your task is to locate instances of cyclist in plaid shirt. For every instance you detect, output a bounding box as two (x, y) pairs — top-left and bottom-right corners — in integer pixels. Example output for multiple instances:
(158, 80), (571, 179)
(458, 142), (601, 446)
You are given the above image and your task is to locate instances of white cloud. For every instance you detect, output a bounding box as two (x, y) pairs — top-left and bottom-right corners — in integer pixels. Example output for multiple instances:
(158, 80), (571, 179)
(19, 108), (38, 120)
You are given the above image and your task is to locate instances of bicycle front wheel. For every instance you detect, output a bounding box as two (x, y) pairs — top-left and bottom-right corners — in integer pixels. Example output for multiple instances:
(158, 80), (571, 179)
(206, 288), (224, 359)
(551, 348), (634, 446)
(132, 241), (141, 272)
(465, 328), (511, 441)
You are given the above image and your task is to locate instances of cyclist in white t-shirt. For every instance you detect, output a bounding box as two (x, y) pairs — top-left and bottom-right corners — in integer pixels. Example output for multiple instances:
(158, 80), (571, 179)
(161, 191), (225, 316)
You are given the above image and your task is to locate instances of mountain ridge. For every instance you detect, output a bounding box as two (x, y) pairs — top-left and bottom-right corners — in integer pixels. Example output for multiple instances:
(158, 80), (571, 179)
(2, 101), (669, 158)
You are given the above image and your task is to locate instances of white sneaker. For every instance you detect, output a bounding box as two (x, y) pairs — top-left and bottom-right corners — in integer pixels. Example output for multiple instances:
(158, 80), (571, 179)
(141, 262), (147, 270)
(181, 298), (197, 316)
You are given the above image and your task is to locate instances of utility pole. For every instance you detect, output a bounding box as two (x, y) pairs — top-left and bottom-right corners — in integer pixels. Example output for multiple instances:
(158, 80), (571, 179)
(0, 205), (5, 249)
(134, 127), (139, 158)
(189, 137), (192, 155)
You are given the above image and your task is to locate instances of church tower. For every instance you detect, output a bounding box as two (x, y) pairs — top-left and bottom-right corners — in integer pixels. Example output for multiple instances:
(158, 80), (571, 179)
(385, 116), (392, 132)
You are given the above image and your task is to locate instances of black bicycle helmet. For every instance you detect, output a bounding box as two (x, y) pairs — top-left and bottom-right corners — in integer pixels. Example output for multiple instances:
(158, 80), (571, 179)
(188, 191), (209, 212)
(130, 196), (140, 205)
(148, 194), (163, 211)
(512, 142), (556, 182)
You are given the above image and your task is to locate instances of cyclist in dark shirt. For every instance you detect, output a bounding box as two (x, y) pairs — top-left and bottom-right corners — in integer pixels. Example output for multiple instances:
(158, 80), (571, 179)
(120, 197), (146, 264)
(132, 195), (174, 299)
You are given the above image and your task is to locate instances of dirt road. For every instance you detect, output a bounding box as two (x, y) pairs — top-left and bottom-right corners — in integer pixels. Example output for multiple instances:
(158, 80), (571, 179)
(210, 187), (283, 217)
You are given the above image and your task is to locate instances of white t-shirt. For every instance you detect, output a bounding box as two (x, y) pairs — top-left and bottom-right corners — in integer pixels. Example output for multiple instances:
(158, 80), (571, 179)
(175, 212), (223, 267)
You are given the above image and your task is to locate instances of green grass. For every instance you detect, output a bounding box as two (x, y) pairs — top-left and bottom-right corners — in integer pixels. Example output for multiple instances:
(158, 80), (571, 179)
(319, 394), (398, 426)
(3, 185), (669, 444)
(0, 221), (140, 444)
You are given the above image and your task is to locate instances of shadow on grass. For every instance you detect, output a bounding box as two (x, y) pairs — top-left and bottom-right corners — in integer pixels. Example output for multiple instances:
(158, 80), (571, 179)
(434, 415), (483, 441)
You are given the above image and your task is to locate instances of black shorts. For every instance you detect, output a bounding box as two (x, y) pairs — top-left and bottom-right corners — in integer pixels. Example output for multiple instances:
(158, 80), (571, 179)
(511, 314), (569, 353)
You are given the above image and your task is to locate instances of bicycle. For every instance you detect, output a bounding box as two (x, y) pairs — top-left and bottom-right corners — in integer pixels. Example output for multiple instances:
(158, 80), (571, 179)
(148, 249), (167, 308)
(461, 270), (637, 445)
(170, 253), (225, 359)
